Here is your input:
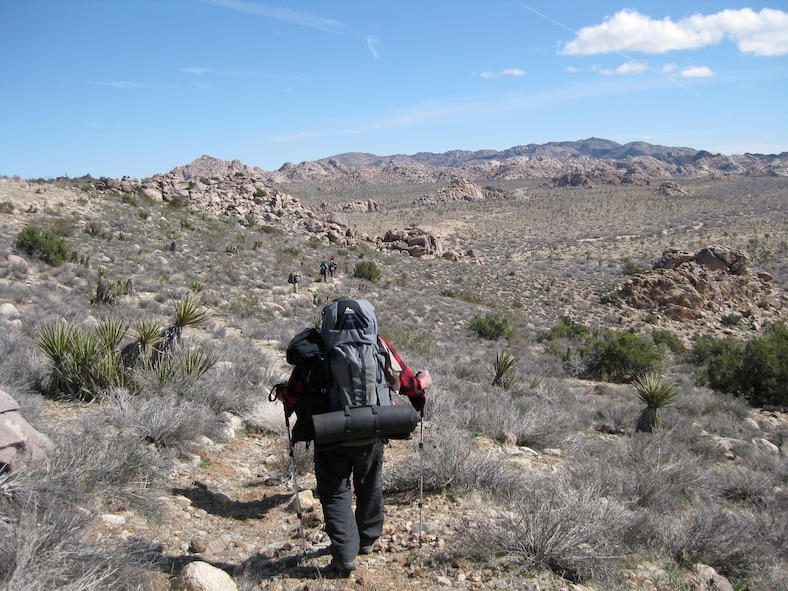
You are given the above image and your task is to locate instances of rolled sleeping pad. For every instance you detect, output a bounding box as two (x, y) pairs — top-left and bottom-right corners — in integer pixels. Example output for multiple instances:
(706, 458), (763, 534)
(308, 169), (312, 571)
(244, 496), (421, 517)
(312, 404), (419, 446)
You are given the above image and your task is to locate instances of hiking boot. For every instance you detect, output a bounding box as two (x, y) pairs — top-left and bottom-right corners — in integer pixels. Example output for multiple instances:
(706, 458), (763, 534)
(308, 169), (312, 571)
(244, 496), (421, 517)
(326, 558), (356, 577)
(359, 543), (375, 555)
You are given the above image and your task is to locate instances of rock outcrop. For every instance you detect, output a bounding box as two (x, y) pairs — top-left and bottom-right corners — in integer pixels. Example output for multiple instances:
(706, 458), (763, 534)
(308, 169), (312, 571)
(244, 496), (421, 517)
(412, 177), (508, 206)
(619, 247), (783, 325)
(377, 227), (442, 258)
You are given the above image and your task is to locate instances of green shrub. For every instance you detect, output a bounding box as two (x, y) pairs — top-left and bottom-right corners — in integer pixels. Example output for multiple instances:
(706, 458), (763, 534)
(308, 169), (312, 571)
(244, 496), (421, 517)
(739, 322), (788, 407)
(470, 312), (514, 340)
(537, 315), (590, 342)
(721, 313), (743, 327)
(354, 260), (381, 283)
(585, 330), (662, 382)
(15, 225), (69, 266)
(622, 257), (647, 276)
(690, 334), (744, 395)
(651, 329), (686, 355)
(0, 201), (14, 214)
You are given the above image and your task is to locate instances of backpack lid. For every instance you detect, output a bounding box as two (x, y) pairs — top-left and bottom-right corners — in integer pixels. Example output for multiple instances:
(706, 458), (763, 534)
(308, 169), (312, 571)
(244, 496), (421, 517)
(321, 298), (378, 342)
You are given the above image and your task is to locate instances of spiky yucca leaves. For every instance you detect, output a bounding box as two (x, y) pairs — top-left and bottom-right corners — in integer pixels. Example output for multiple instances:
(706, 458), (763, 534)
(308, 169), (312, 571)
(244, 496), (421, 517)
(633, 372), (678, 433)
(34, 320), (76, 395)
(173, 294), (209, 330)
(95, 317), (128, 351)
(34, 320), (126, 401)
(121, 318), (163, 372)
(151, 346), (216, 383)
(153, 295), (209, 365)
(492, 350), (518, 390)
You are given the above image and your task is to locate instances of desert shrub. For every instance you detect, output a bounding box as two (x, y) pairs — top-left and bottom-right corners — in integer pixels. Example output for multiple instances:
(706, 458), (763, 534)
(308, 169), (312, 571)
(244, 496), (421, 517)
(622, 257), (647, 276)
(651, 329), (686, 355)
(536, 315), (590, 342)
(0, 424), (170, 590)
(466, 472), (629, 584)
(14, 225), (69, 266)
(584, 331), (662, 382)
(439, 288), (485, 305)
(690, 334), (744, 394)
(690, 323), (788, 408)
(653, 504), (773, 578)
(469, 311), (514, 340)
(385, 427), (511, 494)
(738, 322), (788, 408)
(569, 430), (707, 512)
(353, 260), (380, 282)
(103, 388), (213, 449)
(0, 201), (14, 214)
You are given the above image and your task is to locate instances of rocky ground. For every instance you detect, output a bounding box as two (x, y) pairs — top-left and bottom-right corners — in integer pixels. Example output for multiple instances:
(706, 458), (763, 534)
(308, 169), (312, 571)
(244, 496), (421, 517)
(43, 399), (591, 591)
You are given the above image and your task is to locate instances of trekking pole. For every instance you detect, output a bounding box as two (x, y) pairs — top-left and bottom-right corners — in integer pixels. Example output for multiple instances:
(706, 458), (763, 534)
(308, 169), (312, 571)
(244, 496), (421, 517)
(418, 409), (425, 547)
(270, 384), (308, 559)
(285, 409), (308, 558)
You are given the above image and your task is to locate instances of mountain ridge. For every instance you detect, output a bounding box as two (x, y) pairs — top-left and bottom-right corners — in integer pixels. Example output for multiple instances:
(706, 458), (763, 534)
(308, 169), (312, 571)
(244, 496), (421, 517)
(315, 137), (707, 168)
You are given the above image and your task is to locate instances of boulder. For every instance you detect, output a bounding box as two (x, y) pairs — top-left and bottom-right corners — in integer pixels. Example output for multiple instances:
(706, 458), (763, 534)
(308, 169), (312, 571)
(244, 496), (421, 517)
(171, 561), (237, 591)
(0, 389), (54, 473)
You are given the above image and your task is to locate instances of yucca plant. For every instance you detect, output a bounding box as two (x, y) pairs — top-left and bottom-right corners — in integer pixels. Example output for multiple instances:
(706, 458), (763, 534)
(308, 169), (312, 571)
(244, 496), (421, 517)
(178, 346), (216, 379)
(95, 317), (128, 351)
(35, 320), (124, 401)
(633, 372), (678, 433)
(34, 320), (76, 395)
(492, 350), (518, 390)
(156, 295), (209, 361)
(121, 318), (163, 372)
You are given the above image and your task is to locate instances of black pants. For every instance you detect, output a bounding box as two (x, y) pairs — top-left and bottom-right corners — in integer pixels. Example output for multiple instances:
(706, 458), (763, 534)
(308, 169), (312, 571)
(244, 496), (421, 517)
(314, 440), (384, 565)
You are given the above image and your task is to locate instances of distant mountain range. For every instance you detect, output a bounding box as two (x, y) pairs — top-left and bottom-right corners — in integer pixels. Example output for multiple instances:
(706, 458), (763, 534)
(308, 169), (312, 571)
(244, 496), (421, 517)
(170, 138), (787, 187)
(316, 137), (705, 168)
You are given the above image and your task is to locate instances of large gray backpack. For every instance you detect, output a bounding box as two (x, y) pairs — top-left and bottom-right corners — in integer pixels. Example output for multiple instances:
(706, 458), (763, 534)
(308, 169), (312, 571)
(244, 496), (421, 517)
(313, 298), (417, 447)
(320, 298), (392, 411)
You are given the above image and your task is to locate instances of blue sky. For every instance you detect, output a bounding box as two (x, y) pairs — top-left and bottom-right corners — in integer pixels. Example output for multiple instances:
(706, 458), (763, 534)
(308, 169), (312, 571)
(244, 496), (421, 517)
(1, 1), (786, 179)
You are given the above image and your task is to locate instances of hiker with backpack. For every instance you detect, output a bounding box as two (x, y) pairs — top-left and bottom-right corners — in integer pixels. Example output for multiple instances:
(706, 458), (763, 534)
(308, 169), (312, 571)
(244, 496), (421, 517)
(273, 297), (431, 576)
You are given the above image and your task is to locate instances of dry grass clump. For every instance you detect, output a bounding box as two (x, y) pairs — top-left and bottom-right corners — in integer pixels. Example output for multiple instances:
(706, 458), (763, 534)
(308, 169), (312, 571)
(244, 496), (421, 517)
(0, 421), (171, 590)
(458, 472), (630, 585)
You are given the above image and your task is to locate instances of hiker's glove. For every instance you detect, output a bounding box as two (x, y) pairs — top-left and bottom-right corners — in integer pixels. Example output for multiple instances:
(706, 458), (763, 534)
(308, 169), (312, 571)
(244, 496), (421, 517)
(409, 392), (426, 412)
(274, 383), (296, 417)
(409, 371), (431, 412)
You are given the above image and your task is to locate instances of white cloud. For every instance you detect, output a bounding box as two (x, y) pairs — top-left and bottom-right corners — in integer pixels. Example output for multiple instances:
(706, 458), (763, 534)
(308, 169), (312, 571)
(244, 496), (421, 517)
(560, 8), (788, 56)
(681, 66), (715, 78)
(367, 35), (381, 59)
(480, 68), (526, 79)
(600, 61), (648, 76)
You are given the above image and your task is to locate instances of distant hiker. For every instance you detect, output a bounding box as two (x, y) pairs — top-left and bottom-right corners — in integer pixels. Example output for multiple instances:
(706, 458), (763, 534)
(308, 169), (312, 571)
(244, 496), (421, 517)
(275, 297), (431, 576)
(319, 260), (329, 282)
(328, 257), (337, 278)
(288, 271), (300, 293)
